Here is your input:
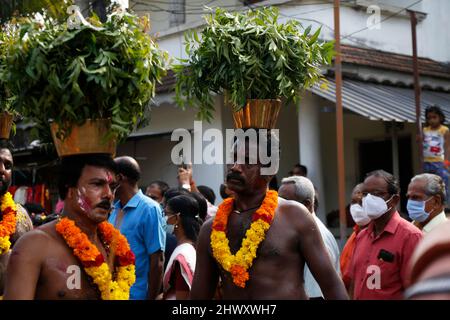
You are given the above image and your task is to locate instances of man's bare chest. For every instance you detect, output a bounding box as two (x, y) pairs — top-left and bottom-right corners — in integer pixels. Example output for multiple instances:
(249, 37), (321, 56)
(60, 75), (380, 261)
(37, 243), (114, 299)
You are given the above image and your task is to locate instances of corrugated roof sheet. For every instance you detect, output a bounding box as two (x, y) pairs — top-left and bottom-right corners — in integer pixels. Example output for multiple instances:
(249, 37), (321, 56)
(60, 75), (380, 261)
(310, 78), (450, 123)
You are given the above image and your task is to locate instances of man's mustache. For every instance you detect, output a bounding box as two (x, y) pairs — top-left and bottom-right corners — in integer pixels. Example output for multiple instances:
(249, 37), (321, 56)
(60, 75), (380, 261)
(226, 172), (245, 184)
(94, 200), (113, 211)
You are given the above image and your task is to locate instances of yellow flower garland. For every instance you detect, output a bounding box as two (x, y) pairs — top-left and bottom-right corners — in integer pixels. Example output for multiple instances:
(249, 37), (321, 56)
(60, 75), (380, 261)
(56, 218), (136, 300)
(210, 190), (278, 288)
(0, 192), (18, 255)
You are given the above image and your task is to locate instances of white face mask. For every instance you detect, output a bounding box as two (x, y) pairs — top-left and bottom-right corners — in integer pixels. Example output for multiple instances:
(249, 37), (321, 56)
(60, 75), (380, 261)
(362, 193), (394, 220)
(350, 203), (371, 226)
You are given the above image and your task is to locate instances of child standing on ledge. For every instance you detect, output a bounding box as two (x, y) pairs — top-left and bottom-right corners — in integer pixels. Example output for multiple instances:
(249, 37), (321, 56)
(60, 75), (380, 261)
(423, 105), (450, 199)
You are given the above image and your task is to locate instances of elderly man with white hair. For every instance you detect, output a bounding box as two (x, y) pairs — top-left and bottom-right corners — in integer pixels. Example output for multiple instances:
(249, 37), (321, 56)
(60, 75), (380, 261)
(278, 175), (341, 299)
(406, 173), (448, 234)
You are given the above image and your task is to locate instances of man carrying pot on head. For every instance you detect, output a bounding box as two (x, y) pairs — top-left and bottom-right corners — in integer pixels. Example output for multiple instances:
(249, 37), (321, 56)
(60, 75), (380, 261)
(0, 141), (33, 296)
(406, 173), (448, 234)
(3, 155), (136, 299)
(346, 170), (422, 300)
(190, 131), (348, 300)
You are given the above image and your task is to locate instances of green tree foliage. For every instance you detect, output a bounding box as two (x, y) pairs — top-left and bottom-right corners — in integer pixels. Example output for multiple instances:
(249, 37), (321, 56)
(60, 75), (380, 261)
(175, 7), (335, 121)
(3, 8), (169, 141)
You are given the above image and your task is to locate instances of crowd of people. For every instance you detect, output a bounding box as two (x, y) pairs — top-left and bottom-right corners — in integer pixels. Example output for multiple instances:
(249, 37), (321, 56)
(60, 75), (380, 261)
(0, 119), (450, 300)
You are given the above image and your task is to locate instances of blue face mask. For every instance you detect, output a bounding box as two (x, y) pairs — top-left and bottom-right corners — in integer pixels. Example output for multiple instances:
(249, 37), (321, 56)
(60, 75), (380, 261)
(407, 197), (433, 222)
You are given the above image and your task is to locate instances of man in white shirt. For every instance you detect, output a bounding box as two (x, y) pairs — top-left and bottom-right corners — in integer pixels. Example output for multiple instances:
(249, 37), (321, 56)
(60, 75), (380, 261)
(407, 173), (448, 234)
(279, 176), (341, 299)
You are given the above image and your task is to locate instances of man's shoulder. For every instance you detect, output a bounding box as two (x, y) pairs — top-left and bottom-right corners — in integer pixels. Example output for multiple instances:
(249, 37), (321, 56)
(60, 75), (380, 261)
(277, 197), (310, 216)
(396, 216), (423, 237)
(137, 192), (161, 209)
(13, 221), (58, 251)
(355, 225), (371, 242)
(198, 218), (214, 241)
(274, 198), (317, 237)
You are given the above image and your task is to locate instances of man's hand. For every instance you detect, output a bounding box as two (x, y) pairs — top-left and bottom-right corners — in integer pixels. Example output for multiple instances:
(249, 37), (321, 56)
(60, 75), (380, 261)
(178, 166), (192, 187)
(178, 164), (198, 192)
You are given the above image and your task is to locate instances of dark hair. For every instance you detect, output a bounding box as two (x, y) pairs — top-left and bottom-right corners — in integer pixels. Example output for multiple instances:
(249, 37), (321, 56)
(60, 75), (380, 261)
(365, 170), (399, 196)
(58, 154), (117, 200)
(190, 192), (208, 221)
(425, 105), (445, 125)
(163, 187), (190, 203)
(149, 180), (169, 197)
(197, 185), (216, 205)
(167, 195), (201, 243)
(0, 139), (13, 151)
(23, 202), (45, 215)
(294, 164), (308, 176)
(220, 184), (229, 200)
(115, 157), (141, 184)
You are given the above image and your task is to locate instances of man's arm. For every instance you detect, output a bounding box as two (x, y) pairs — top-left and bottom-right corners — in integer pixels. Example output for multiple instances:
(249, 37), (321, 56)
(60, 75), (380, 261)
(3, 230), (47, 299)
(289, 203), (348, 300)
(141, 204), (166, 300)
(148, 250), (164, 300)
(190, 219), (220, 299)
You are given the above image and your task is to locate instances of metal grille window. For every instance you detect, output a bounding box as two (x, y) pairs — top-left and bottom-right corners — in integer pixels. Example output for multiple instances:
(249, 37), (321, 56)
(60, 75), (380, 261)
(169, 0), (185, 27)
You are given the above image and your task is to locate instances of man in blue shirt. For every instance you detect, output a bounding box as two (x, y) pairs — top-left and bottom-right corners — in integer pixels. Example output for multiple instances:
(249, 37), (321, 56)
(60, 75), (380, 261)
(109, 156), (166, 300)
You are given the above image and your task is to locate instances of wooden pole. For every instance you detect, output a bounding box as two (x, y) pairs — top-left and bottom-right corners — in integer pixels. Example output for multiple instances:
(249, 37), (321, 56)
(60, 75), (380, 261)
(409, 10), (423, 171)
(334, 0), (347, 246)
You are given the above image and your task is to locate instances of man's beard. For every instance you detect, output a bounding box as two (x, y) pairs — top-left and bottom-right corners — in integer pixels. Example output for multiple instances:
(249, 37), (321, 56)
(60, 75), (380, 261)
(0, 178), (10, 195)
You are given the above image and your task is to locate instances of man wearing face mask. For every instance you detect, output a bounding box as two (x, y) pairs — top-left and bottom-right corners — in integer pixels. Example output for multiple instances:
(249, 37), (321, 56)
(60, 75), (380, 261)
(340, 183), (370, 290)
(346, 170), (422, 300)
(109, 156), (166, 300)
(406, 173), (447, 234)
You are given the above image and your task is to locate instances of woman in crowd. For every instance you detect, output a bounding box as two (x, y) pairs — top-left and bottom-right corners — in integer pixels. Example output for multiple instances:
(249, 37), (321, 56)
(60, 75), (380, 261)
(162, 195), (202, 300)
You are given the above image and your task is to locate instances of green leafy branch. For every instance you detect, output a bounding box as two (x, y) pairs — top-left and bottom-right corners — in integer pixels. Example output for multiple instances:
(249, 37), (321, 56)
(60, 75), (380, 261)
(175, 6), (334, 122)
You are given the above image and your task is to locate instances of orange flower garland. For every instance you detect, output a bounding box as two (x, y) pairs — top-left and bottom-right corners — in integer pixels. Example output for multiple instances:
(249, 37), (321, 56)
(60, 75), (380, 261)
(0, 192), (18, 255)
(210, 190), (278, 288)
(56, 217), (136, 300)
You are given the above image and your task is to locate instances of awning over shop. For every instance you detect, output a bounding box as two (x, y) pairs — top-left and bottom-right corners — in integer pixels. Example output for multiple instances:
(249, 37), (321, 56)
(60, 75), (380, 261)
(309, 78), (450, 122)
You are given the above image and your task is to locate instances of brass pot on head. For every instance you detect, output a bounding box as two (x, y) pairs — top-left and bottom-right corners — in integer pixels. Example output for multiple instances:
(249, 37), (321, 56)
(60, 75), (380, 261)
(0, 112), (13, 140)
(231, 99), (281, 129)
(50, 118), (117, 157)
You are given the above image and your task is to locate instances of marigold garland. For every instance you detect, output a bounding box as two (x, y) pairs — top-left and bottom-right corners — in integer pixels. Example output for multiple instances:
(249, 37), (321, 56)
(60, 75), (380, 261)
(0, 192), (18, 255)
(210, 190), (278, 288)
(56, 217), (136, 300)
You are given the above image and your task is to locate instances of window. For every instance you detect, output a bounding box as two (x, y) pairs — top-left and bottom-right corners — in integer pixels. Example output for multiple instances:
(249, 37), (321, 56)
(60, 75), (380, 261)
(169, 0), (185, 28)
(243, 0), (264, 5)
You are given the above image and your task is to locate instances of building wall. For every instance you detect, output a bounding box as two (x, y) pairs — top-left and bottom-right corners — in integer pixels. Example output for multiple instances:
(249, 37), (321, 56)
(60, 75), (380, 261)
(319, 109), (420, 216)
(298, 92), (326, 221)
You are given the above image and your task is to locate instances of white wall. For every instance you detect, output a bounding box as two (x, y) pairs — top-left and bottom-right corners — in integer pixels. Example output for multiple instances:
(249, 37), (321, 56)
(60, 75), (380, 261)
(298, 92), (326, 221)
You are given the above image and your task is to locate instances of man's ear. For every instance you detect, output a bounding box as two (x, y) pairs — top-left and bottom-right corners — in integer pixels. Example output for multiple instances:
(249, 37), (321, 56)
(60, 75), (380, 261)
(117, 173), (126, 184)
(432, 194), (442, 208)
(66, 187), (75, 200)
(302, 199), (312, 211)
(391, 194), (400, 208)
